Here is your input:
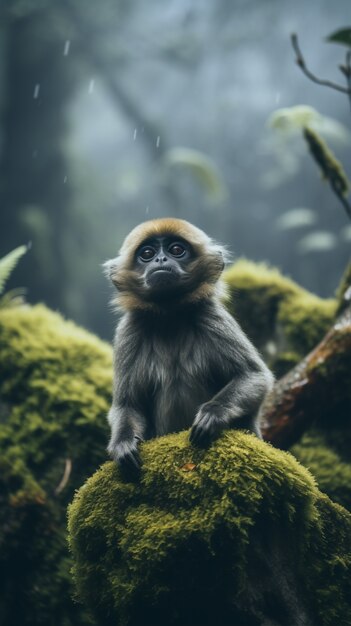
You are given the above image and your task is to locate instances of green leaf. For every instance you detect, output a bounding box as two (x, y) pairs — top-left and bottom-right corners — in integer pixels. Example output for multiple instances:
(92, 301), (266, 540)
(0, 288), (27, 309)
(164, 147), (227, 204)
(0, 245), (28, 295)
(326, 27), (351, 48)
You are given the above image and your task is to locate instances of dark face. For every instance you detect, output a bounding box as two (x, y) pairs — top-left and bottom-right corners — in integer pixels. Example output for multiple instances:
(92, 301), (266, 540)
(134, 235), (193, 298)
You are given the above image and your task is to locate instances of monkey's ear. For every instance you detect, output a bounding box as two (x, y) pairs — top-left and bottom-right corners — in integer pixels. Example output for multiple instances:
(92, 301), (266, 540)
(216, 249), (225, 272)
(102, 258), (119, 285)
(211, 243), (231, 270)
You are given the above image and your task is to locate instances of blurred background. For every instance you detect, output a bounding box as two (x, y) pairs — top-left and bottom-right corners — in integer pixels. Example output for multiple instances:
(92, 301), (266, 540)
(0, 0), (350, 340)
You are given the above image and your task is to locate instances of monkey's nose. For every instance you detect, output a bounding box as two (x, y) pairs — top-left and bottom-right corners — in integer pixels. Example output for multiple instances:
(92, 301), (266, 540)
(155, 256), (167, 263)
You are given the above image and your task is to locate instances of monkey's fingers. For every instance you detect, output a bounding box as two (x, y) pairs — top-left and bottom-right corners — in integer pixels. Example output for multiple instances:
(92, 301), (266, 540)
(120, 448), (141, 471)
(190, 423), (212, 448)
(190, 412), (224, 447)
(114, 440), (142, 480)
(189, 426), (203, 446)
(118, 451), (142, 482)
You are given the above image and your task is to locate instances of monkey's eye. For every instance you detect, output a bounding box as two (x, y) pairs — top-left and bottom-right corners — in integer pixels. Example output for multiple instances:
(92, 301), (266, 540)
(139, 246), (156, 261)
(168, 243), (186, 257)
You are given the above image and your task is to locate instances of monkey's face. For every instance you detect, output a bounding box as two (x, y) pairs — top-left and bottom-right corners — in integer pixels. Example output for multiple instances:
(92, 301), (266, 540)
(134, 235), (192, 298)
(105, 218), (227, 311)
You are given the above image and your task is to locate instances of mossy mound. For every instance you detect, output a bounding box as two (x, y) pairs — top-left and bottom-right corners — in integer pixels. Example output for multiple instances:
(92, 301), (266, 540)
(223, 260), (336, 374)
(68, 430), (351, 626)
(0, 267), (348, 626)
(292, 429), (351, 512)
(0, 304), (112, 626)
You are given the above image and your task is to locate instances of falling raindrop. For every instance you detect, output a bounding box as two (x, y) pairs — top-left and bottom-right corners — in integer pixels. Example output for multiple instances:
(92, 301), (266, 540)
(275, 92), (281, 104)
(33, 84), (40, 99)
(88, 79), (95, 94)
(63, 40), (70, 56)
(156, 136), (160, 148)
(145, 206), (150, 215)
(63, 176), (68, 184)
(133, 128), (138, 141)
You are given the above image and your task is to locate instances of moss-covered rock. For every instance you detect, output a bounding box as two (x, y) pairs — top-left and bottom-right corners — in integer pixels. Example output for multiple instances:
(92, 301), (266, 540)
(68, 430), (351, 626)
(292, 429), (351, 512)
(0, 304), (112, 626)
(0, 264), (348, 626)
(223, 260), (336, 374)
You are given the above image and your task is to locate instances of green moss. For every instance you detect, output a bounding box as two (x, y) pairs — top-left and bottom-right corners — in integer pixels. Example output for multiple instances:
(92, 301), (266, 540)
(223, 260), (336, 369)
(0, 304), (112, 626)
(278, 291), (336, 354)
(0, 272), (349, 625)
(336, 261), (351, 314)
(303, 127), (350, 196)
(292, 430), (351, 512)
(68, 430), (351, 626)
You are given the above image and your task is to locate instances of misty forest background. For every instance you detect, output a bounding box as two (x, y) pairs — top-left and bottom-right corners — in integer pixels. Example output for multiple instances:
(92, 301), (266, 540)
(0, 0), (350, 341)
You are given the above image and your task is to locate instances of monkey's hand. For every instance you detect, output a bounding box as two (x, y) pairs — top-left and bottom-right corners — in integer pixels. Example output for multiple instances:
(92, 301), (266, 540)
(110, 437), (142, 481)
(190, 402), (227, 448)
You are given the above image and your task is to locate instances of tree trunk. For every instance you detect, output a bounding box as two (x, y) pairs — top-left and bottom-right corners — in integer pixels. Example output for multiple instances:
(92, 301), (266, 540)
(0, 9), (75, 309)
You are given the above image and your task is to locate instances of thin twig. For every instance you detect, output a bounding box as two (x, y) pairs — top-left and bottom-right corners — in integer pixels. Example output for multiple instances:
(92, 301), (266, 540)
(54, 458), (72, 495)
(291, 33), (351, 95)
(346, 50), (351, 111)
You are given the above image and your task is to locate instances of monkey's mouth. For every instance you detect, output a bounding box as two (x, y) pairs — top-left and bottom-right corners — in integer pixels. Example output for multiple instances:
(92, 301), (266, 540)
(147, 266), (179, 289)
(150, 267), (173, 275)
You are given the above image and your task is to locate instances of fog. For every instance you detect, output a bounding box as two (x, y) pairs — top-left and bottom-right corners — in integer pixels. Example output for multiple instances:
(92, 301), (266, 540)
(0, 0), (350, 338)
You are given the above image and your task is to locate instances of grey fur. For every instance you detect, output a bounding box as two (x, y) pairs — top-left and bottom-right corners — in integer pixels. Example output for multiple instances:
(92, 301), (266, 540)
(106, 224), (274, 477)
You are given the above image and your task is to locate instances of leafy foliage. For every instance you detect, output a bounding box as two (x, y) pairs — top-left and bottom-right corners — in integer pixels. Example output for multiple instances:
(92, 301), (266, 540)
(327, 27), (351, 48)
(0, 245), (28, 295)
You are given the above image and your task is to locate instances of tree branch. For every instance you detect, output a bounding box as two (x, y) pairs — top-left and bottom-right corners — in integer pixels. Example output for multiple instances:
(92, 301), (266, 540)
(261, 300), (351, 449)
(303, 127), (351, 220)
(291, 33), (351, 101)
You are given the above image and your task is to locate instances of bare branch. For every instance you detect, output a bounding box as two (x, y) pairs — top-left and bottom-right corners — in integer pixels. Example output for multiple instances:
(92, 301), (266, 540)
(346, 50), (351, 110)
(291, 33), (351, 96)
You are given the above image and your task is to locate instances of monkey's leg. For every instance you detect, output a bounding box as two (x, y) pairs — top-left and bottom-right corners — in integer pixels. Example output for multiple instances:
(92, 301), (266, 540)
(107, 405), (146, 479)
(190, 370), (272, 447)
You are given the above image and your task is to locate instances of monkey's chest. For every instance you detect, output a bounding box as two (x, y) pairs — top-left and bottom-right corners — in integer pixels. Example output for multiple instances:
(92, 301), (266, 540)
(150, 354), (214, 436)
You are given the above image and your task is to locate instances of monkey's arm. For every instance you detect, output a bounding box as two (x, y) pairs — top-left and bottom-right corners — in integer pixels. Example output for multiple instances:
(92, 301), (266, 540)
(107, 404), (146, 476)
(190, 368), (273, 446)
(107, 318), (147, 477)
(190, 308), (274, 446)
